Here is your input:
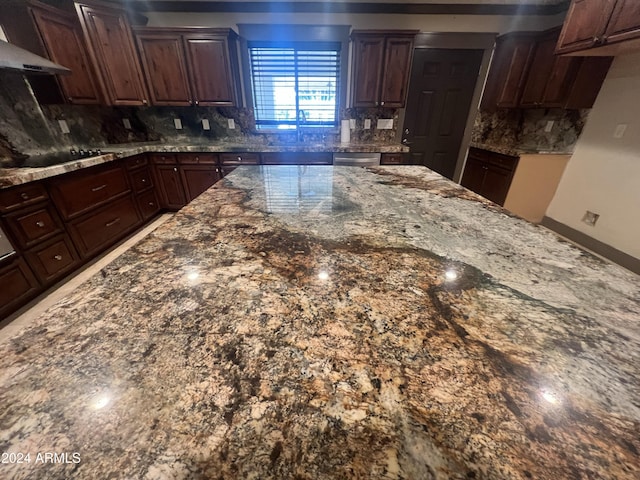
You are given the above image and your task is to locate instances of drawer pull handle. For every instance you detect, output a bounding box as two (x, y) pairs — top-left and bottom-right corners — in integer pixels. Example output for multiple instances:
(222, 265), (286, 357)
(20, 192), (29, 200)
(237, 156), (242, 161)
(105, 217), (121, 228)
(36, 221), (45, 228)
(53, 255), (63, 261)
(195, 156), (199, 161)
(91, 184), (107, 192)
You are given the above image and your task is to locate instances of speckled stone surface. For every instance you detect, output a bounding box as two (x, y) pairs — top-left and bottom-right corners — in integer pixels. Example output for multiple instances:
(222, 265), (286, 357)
(0, 141), (408, 188)
(0, 166), (638, 479)
(469, 142), (573, 157)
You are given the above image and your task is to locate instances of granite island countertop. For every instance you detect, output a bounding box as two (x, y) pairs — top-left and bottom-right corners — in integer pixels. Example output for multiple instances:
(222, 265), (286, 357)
(469, 141), (574, 157)
(0, 166), (638, 479)
(0, 140), (408, 188)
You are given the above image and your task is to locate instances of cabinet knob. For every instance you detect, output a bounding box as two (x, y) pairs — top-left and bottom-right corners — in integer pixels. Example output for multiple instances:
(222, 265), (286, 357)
(142, 178), (147, 183)
(173, 167), (178, 172)
(68, 97), (73, 102)
(54, 255), (63, 261)
(195, 156), (199, 161)
(36, 221), (45, 228)
(148, 201), (155, 207)
(237, 156), (242, 161)
(142, 99), (148, 105)
(381, 101), (385, 106)
(375, 102), (379, 106)
(20, 192), (29, 200)
(194, 100), (199, 106)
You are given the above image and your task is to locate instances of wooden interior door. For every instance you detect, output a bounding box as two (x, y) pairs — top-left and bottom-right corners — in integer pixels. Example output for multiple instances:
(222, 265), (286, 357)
(136, 33), (192, 106)
(402, 48), (483, 180)
(30, 6), (101, 104)
(184, 36), (235, 106)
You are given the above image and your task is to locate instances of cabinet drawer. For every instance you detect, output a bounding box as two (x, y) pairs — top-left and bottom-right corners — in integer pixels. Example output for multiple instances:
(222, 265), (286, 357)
(130, 167), (154, 193)
(0, 257), (39, 320)
(0, 183), (48, 213)
(150, 153), (177, 164)
(219, 152), (260, 165)
(486, 153), (518, 171)
(178, 153), (219, 164)
(49, 166), (130, 220)
(69, 196), (140, 258)
(261, 152), (332, 165)
(25, 235), (80, 284)
(3, 204), (64, 249)
(137, 189), (160, 221)
(124, 155), (148, 170)
(380, 153), (405, 165)
(468, 147), (491, 162)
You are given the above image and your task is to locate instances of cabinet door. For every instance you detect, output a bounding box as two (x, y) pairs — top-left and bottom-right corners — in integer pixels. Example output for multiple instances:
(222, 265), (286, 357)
(556, 0), (617, 54)
(565, 57), (613, 109)
(379, 36), (414, 107)
(154, 165), (187, 210)
(75, 2), (149, 106)
(461, 156), (487, 195)
(24, 235), (80, 285)
(135, 33), (192, 106)
(30, 5), (101, 104)
(180, 165), (221, 202)
(352, 36), (385, 107)
(520, 32), (580, 108)
(0, 257), (39, 321)
(184, 36), (236, 106)
(482, 164), (514, 206)
(604, 0), (640, 44)
(495, 38), (536, 108)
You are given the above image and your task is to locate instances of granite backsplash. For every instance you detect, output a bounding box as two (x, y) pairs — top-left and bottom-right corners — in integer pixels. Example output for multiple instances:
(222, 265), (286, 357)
(472, 108), (589, 154)
(0, 71), (399, 167)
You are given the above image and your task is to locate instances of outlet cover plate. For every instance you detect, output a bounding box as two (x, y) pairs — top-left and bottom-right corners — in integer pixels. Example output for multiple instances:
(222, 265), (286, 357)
(614, 124), (627, 138)
(377, 119), (393, 130)
(202, 119), (210, 130)
(544, 120), (554, 132)
(582, 210), (600, 227)
(227, 118), (235, 129)
(364, 119), (371, 130)
(58, 119), (70, 134)
(174, 118), (183, 130)
(122, 118), (132, 130)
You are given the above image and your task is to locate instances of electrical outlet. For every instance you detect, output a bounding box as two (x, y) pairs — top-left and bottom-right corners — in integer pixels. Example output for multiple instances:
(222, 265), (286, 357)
(544, 120), (554, 132)
(364, 119), (371, 130)
(58, 119), (70, 134)
(377, 119), (393, 130)
(202, 119), (210, 130)
(174, 118), (183, 130)
(122, 118), (132, 130)
(613, 124), (627, 138)
(227, 118), (235, 129)
(349, 119), (356, 129)
(582, 210), (600, 227)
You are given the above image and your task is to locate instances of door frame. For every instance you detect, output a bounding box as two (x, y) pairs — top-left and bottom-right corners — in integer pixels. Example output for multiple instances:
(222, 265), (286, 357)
(398, 32), (496, 182)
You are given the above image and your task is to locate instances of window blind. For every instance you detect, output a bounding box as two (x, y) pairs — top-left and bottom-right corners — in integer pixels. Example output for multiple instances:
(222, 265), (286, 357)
(249, 42), (340, 130)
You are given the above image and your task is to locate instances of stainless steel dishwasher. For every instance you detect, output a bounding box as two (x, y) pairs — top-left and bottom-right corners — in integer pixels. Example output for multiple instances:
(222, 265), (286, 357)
(332, 152), (381, 166)
(0, 225), (15, 261)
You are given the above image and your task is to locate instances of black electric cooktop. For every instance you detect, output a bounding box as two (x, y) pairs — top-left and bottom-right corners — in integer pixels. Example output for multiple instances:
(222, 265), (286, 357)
(17, 149), (110, 168)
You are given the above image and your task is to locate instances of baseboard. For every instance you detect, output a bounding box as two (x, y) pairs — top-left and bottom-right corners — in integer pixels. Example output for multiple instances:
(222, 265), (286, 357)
(541, 216), (640, 275)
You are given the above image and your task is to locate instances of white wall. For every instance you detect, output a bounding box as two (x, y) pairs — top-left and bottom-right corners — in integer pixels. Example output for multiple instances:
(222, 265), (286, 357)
(145, 12), (564, 33)
(546, 52), (640, 259)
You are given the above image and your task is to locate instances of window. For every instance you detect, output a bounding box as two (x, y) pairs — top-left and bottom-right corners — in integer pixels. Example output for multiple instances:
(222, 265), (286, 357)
(249, 42), (340, 131)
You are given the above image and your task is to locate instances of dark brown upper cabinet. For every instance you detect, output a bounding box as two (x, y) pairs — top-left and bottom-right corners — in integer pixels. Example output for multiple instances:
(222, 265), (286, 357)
(351, 30), (417, 108)
(557, 0), (640, 55)
(75, 2), (149, 106)
(134, 28), (241, 107)
(29, 2), (102, 104)
(480, 32), (537, 110)
(481, 28), (612, 111)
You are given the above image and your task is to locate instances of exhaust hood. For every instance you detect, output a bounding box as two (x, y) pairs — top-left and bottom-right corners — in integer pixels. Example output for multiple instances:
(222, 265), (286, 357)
(0, 39), (71, 75)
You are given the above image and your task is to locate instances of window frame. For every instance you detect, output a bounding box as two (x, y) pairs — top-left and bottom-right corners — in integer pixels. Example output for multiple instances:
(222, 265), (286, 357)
(238, 24), (350, 134)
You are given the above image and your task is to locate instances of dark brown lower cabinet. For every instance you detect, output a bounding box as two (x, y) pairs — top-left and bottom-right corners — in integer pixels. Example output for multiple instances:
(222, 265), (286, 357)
(154, 164), (187, 210)
(67, 196), (141, 258)
(180, 165), (221, 202)
(136, 189), (160, 221)
(0, 257), (39, 321)
(461, 148), (518, 206)
(23, 234), (80, 284)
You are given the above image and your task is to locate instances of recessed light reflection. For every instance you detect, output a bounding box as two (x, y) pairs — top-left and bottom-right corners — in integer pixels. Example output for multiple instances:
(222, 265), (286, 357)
(187, 271), (200, 281)
(444, 269), (458, 281)
(318, 270), (330, 281)
(540, 389), (561, 405)
(91, 393), (111, 410)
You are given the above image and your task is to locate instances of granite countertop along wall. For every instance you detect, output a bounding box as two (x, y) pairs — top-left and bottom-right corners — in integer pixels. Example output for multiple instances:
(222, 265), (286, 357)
(0, 141), (408, 188)
(0, 166), (638, 480)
